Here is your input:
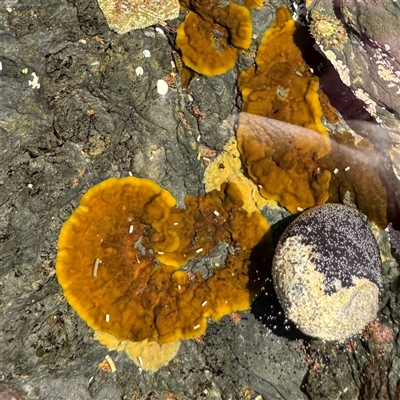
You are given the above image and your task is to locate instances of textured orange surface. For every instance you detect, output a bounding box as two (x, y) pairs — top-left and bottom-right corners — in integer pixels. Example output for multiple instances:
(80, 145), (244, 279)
(176, 4), (252, 76)
(243, 0), (264, 9)
(237, 7), (331, 213)
(57, 177), (270, 344)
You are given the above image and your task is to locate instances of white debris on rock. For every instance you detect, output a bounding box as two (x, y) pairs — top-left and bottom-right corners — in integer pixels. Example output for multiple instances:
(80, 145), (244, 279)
(323, 50), (351, 86)
(354, 88), (378, 117)
(156, 79), (168, 95)
(28, 72), (40, 89)
(135, 66), (144, 76)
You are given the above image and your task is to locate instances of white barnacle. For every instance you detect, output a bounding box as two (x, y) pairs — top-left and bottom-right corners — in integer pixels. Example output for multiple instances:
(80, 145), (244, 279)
(157, 79), (168, 95)
(135, 66), (144, 76)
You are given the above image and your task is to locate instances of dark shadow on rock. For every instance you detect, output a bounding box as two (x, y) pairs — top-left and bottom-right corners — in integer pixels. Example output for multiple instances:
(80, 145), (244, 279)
(247, 214), (310, 341)
(292, 21), (371, 122)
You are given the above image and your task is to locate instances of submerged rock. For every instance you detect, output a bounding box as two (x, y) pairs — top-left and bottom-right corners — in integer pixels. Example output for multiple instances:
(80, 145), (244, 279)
(272, 203), (382, 341)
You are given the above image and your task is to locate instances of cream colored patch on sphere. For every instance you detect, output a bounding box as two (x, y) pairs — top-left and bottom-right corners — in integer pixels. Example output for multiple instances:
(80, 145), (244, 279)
(273, 235), (379, 341)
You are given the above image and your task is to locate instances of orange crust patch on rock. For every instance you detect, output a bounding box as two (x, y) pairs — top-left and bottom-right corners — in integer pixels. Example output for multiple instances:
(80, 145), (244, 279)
(176, 4), (252, 76)
(237, 7), (331, 213)
(56, 177), (270, 345)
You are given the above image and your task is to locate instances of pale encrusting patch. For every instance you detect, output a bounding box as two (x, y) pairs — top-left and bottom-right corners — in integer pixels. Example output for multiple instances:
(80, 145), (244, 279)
(272, 204), (382, 342)
(95, 331), (181, 372)
(96, 0), (180, 34)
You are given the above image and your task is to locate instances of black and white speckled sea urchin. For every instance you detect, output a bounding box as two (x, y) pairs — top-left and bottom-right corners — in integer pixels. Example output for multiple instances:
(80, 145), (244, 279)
(272, 204), (382, 342)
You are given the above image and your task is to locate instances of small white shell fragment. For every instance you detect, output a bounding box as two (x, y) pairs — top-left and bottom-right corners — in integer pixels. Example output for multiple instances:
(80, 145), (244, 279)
(0, 61), (2, 71)
(79, 39), (87, 44)
(6, 7), (12, 12)
(105, 313), (110, 322)
(93, 258), (101, 277)
(344, 166), (351, 171)
(174, 222), (178, 225)
(27, 183), (33, 189)
(143, 49), (151, 58)
(194, 324), (200, 329)
(157, 79), (168, 95)
(297, 207), (304, 212)
(135, 66), (144, 76)
(21, 68), (28, 74)
(155, 27), (164, 34)
(158, 251), (164, 255)
(195, 248), (203, 253)
(177, 285), (181, 290)
(333, 168), (339, 174)
(28, 72), (40, 89)
(105, 355), (116, 372)
(201, 300), (207, 307)
(129, 225), (134, 234)
(137, 355), (143, 365)
(213, 210), (220, 216)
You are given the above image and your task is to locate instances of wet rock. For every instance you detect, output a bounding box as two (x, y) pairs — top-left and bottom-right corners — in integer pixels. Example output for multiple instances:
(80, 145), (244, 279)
(1, 0), (399, 398)
(306, 0), (400, 183)
(307, 0), (400, 119)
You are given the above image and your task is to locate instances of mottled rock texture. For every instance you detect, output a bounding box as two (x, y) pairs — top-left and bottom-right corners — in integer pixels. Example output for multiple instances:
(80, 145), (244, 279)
(0, 0), (399, 398)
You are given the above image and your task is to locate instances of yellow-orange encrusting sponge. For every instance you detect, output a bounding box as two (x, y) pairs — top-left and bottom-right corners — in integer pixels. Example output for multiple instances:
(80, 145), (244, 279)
(243, 0), (264, 9)
(56, 177), (177, 342)
(237, 6), (331, 213)
(176, 4), (252, 76)
(56, 177), (270, 346)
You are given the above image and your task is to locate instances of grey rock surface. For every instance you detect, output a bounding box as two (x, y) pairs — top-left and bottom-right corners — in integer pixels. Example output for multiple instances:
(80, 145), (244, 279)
(0, 0), (399, 399)
(305, 0), (400, 181)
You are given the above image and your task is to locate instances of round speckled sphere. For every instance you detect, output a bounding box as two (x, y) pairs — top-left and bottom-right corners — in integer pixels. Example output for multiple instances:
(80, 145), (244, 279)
(272, 204), (382, 342)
